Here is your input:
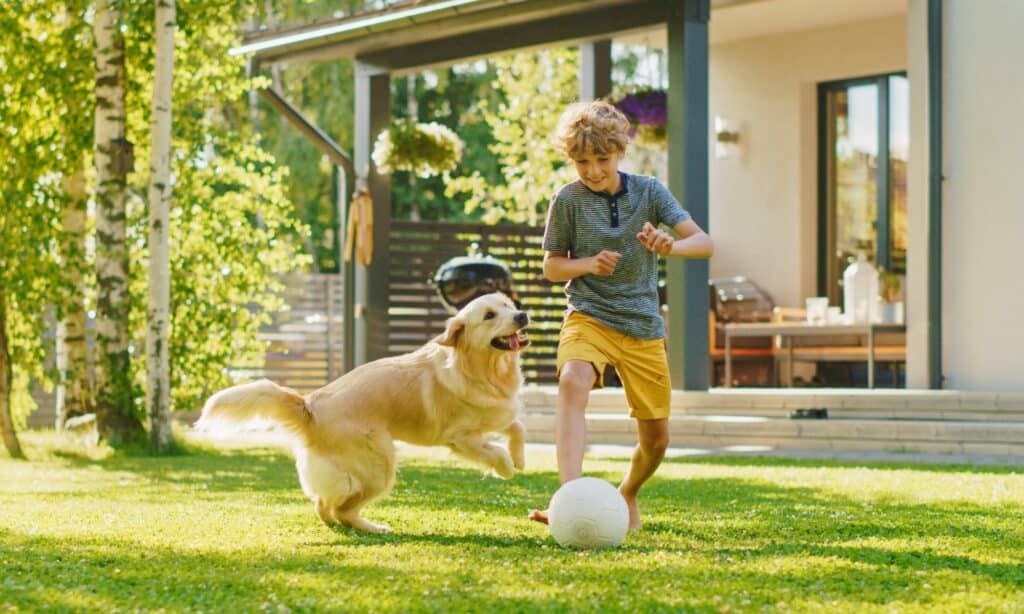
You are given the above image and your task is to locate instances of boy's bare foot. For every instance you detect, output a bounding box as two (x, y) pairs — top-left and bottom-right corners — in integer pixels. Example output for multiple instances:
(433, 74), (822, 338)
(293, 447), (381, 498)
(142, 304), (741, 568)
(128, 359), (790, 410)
(528, 508), (549, 525)
(620, 491), (643, 531)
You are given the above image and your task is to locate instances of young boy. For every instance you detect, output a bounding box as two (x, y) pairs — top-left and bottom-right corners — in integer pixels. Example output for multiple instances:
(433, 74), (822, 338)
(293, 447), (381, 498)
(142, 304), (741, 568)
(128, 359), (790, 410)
(529, 100), (713, 531)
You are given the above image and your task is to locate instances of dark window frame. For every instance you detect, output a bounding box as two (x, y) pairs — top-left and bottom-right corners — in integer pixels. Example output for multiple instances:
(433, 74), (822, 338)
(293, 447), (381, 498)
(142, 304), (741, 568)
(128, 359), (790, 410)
(816, 71), (908, 299)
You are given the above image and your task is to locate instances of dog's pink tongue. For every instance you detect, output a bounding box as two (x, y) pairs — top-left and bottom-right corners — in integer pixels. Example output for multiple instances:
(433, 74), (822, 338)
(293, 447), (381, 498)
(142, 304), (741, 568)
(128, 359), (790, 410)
(509, 334), (520, 351)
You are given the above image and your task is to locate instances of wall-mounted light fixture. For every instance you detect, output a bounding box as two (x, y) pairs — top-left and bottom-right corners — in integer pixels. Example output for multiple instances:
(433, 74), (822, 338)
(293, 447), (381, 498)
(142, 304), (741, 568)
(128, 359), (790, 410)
(714, 116), (741, 159)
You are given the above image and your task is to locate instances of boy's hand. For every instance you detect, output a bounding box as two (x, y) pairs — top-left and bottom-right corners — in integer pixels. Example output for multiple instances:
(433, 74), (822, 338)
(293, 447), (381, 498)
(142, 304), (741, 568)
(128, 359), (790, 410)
(589, 250), (621, 276)
(637, 222), (674, 256)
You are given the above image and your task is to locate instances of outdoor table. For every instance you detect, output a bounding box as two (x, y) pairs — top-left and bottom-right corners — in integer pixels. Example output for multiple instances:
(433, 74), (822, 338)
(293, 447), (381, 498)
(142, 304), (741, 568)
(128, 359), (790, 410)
(723, 321), (907, 388)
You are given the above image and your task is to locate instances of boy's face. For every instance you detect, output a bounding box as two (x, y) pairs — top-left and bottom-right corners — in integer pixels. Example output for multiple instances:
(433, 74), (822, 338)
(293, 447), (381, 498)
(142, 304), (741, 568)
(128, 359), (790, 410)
(571, 150), (623, 194)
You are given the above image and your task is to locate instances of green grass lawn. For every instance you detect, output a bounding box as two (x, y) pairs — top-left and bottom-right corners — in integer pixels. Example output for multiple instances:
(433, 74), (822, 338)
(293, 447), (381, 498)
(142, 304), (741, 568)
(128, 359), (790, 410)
(3, 431), (1024, 613)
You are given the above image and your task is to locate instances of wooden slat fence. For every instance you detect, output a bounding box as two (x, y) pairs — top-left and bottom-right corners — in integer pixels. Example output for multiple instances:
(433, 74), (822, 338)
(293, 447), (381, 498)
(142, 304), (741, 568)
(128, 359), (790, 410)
(229, 221), (579, 389)
(389, 219), (566, 385)
(227, 273), (345, 393)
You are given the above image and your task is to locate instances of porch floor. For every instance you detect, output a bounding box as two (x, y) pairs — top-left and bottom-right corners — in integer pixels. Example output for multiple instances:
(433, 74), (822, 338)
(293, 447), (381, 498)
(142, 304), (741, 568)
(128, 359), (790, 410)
(520, 386), (1024, 464)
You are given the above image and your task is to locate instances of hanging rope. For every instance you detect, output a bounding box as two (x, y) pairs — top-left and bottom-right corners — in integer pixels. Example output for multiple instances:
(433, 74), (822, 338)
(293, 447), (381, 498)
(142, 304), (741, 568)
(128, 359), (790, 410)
(344, 185), (374, 266)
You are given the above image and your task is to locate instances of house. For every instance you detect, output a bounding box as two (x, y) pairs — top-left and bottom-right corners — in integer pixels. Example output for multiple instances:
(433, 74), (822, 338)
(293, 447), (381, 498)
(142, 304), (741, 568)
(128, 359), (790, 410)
(232, 0), (1024, 456)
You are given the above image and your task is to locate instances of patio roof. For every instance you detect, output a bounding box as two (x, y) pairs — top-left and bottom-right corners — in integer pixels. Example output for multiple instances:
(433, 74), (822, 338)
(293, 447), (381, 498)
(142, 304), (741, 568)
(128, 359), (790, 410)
(235, 0), (728, 71)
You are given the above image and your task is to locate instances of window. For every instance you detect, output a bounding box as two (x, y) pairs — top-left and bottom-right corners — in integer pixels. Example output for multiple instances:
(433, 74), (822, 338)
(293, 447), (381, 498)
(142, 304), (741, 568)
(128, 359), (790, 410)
(818, 73), (908, 305)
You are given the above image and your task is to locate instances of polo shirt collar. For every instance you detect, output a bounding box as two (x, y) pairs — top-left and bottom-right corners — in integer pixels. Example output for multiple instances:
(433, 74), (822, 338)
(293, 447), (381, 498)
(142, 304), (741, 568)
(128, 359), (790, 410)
(582, 171), (629, 203)
(582, 172), (628, 228)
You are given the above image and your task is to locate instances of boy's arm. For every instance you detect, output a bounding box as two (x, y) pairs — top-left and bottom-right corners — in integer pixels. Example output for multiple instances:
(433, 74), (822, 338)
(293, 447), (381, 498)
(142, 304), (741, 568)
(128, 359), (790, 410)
(637, 220), (714, 259)
(543, 250), (621, 282)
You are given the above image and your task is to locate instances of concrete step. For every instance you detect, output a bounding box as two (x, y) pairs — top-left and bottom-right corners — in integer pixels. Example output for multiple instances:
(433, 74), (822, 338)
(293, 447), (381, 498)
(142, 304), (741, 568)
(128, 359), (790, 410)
(520, 387), (1024, 422)
(521, 412), (1024, 457)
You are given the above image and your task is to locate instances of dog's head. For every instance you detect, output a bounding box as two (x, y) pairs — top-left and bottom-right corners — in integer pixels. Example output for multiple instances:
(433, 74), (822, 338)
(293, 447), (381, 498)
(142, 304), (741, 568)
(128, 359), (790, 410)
(435, 292), (529, 352)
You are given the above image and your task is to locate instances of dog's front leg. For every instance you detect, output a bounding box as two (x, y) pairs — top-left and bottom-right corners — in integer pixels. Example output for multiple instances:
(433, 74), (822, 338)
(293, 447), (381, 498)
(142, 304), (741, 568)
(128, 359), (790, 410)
(504, 420), (525, 470)
(449, 434), (516, 479)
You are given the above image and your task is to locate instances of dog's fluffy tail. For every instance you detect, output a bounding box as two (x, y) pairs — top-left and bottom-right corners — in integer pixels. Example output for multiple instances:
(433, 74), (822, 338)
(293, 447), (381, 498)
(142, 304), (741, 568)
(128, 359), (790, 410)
(195, 379), (311, 439)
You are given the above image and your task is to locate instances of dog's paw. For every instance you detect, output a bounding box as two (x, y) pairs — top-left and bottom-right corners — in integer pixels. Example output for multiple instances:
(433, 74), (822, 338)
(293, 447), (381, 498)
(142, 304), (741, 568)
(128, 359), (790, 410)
(510, 446), (525, 471)
(365, 522), (391, 534)
(491, 452), (516, 479)
(345, 517), (391, 534)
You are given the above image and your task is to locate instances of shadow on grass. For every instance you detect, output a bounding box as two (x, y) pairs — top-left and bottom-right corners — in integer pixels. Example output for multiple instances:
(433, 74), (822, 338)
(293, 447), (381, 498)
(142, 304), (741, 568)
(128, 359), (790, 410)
(659, 452), (1024, 475)
(5, 447), (1024, 611)
(5, 471), (1024, 612)
(0, 530), (418, 612)
(42, 444), (304, 505)
(19, 440), (1024, 586)
(38, 442), (1024, 553)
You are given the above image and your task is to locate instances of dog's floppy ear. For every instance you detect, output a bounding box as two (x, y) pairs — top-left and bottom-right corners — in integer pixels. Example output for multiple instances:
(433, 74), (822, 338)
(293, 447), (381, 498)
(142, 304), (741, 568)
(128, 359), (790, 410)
(436, 316), (465, 347)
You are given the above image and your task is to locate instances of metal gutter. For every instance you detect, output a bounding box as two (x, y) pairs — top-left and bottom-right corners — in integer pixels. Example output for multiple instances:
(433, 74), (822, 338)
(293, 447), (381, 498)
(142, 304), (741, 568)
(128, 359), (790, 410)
(927, 0), (943, 388)
(231, 0), (486, 57)
(231, 0), (639, 67)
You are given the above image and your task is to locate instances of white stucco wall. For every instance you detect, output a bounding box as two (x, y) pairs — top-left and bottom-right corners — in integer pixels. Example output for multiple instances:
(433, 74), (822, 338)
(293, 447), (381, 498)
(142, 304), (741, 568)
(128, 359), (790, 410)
(905, 0), (929, 388)
(708, 15), (907, 307)
(929, 0), (1024, 391)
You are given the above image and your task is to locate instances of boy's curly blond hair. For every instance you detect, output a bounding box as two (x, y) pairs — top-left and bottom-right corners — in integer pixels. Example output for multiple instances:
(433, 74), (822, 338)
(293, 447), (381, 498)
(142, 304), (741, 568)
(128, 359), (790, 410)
(553, 100), (631, 160)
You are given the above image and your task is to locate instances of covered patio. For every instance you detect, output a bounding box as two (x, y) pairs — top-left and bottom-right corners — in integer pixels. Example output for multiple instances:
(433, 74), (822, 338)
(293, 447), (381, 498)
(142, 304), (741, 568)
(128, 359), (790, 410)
(237, 0), (715, 390)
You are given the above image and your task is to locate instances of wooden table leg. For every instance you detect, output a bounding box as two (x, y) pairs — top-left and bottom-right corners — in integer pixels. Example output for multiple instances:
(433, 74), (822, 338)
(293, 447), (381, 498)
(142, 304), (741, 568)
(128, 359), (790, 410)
(724, 331), (732, 388)
(786, 336), (793, 387)
(868, 326), (875, 388)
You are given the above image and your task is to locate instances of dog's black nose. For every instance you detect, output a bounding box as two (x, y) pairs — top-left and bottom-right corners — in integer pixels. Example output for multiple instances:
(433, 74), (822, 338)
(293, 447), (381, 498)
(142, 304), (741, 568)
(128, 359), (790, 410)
(514, 311), (529, 327)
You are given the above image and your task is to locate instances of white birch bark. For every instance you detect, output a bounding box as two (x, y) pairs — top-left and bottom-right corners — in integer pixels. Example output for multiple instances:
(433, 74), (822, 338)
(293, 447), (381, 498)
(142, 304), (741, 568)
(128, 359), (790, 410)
(147, 0), (175, 451)
(93, 0), (142, 443)
(56, 166), (92, 430)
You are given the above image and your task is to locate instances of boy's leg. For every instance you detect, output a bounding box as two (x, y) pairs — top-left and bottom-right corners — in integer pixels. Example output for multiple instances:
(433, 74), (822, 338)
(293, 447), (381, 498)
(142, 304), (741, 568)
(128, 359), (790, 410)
(554, 360), (598, 483)
(614, 336), (672, 531)
(619, 417), (669, 531)
(528, 359), (597, 525)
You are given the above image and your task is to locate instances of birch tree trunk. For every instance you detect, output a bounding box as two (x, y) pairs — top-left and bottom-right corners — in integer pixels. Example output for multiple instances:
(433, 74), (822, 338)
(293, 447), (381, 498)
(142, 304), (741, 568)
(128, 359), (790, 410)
(94, 0), (144, 444)
(0, 287), (25, 459)
(147, 0), (175, 452)
(56, 166), (92, 431)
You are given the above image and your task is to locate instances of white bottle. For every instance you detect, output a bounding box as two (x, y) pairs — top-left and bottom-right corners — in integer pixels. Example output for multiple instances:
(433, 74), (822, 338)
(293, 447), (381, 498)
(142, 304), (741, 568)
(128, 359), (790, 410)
(843, 252), (880, 323)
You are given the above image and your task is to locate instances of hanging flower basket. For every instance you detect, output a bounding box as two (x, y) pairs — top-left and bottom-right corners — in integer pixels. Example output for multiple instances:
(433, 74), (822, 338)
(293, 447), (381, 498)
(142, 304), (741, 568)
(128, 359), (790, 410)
(371, 119), (464, 178)
(612, 88), (667, 146)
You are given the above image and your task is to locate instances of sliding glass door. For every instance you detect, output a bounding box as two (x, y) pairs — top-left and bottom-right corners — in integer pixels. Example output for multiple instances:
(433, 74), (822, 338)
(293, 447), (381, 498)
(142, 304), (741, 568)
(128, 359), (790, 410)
(818, 73), (908, 305)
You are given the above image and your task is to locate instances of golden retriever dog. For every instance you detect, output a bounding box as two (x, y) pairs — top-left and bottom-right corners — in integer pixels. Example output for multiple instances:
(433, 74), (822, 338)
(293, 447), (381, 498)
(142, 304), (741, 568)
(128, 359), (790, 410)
(195, 292), (529, 533)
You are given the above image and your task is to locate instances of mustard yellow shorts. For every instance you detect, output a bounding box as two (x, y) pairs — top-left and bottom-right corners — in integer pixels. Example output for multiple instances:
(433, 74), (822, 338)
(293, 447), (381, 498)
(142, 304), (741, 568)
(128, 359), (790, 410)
(556, 311), (672, 420)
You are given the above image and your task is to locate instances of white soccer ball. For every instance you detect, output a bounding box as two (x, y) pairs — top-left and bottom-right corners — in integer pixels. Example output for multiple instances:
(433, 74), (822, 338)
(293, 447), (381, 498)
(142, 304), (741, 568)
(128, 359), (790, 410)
(548, 477), (629, 549)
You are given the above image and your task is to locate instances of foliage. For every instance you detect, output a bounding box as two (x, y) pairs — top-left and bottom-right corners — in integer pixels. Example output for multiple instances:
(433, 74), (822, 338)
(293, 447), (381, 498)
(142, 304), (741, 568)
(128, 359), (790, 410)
(879, 268), (903, 303)
(119, 0), (311, 414)
(388, 67), (504, 223)
(0, 1), (94, 428)
(1, 0), (310, 431)
(253, 7), (506, 256)
(445, 50), (579, 226)
(372, 118), (464, 178)
(252, 57), (357, 273)
(5, 432), (1024, 611)
(612, 87), (667, 145)
(251, 3), (417, 271)
(127, 144), (306, 414)
(608, 44), (670, 181)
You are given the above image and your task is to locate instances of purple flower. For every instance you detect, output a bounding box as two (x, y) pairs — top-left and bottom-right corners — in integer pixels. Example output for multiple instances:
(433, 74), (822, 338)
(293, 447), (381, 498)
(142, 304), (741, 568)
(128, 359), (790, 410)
(614, 89), (667, 137)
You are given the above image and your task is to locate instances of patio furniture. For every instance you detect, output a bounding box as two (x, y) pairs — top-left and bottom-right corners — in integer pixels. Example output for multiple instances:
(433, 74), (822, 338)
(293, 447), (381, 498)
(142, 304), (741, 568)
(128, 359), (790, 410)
(723, 321), (907, 388)
(707, 277), (776, 387)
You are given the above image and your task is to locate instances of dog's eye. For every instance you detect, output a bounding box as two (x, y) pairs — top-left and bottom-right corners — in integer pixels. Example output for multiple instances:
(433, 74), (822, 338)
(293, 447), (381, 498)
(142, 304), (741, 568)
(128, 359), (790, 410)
(484, 311), (496, 320)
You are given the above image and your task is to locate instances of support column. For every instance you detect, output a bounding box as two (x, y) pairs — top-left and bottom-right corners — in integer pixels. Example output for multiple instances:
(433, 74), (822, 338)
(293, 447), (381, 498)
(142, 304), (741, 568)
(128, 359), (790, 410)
(579, 39), (612, 101)
(335, 167), (352, 376)
(353, 62), (391, 366)
(925, 0), (943, 389)
(907, 0), (945, 389)
(666, 0), (710, 390)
